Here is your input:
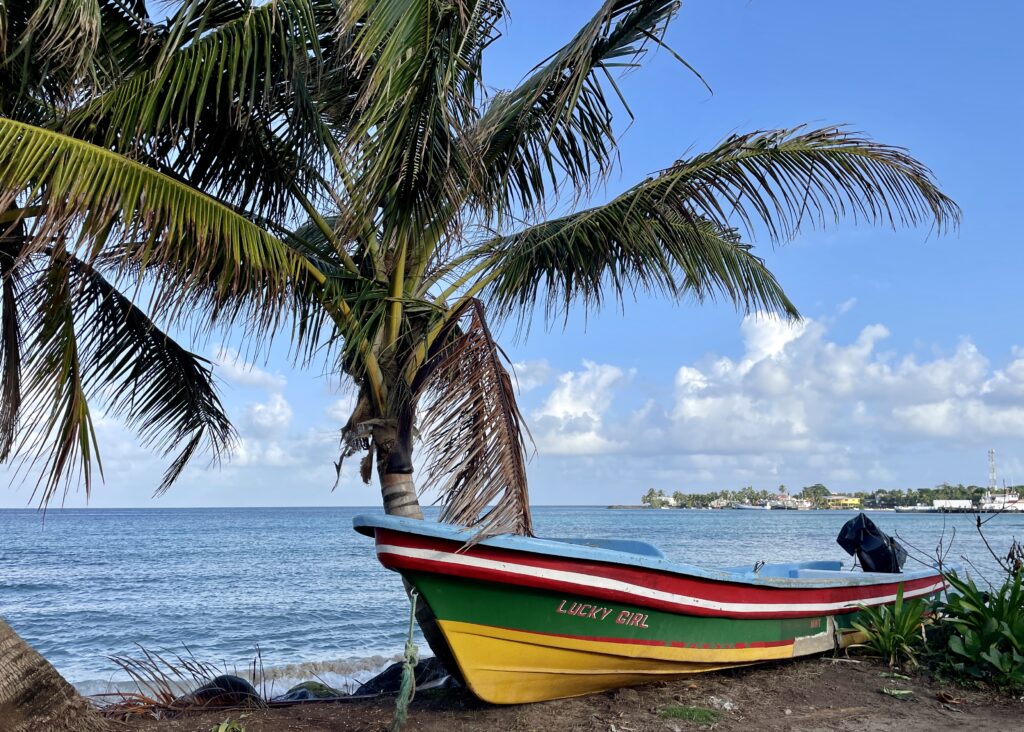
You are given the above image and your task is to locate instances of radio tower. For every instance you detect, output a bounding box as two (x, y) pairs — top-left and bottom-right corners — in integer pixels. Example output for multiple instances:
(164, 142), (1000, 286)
(988, 448), (997, 491)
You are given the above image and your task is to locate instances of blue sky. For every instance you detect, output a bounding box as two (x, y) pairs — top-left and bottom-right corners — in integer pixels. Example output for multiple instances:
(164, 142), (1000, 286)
(3, 0), (1023, 508)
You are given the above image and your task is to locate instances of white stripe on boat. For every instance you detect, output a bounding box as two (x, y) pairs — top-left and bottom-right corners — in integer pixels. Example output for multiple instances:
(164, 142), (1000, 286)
(376, 544), (945, 615)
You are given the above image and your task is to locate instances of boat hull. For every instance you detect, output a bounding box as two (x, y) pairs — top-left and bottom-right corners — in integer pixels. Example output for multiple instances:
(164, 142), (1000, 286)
(413, 571), (853, 703)
(356, 517), (946, 704)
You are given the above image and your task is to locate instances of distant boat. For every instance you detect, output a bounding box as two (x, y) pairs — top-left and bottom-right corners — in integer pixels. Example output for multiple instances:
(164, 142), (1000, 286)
(733, 503), (771, 510)
(979, 490), (1024, 512)
(354, 514), (948, 704)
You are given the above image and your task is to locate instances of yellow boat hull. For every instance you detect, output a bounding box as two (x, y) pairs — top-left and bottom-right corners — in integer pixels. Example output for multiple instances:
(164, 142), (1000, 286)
(439, 618), (861, 704)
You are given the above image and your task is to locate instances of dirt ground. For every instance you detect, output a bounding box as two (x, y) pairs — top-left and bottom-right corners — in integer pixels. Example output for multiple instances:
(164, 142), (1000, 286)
(114, 657), (1021, 732)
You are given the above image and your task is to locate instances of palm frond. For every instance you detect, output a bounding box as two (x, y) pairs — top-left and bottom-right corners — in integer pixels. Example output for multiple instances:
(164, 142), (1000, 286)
(337, 0), (504, 240)
(0, 2), (7, 57)
(15, 258), (100, 505)
(0, 118), (322, 324)
(69, 255), (235, 494)
(21, 0), (102, 80)
(469, 0), (688, 218)
(0, 0), (91, 113)
(470, 193), (798, 328)
(654, 126), (960, 241)
(417, 299), (533, 540)
(93, 0), (159, 84)
(11, 253), (236, 505)
(65, 0), (332, 219)
(472, 125), (959, 326)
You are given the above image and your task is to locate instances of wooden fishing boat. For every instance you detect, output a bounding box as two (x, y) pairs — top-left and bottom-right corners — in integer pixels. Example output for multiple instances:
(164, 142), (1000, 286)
(354, 514), (948, 704)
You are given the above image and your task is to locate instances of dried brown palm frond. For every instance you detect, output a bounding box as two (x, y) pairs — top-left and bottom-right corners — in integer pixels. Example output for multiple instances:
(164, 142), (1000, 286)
(416, 298), (533, 541)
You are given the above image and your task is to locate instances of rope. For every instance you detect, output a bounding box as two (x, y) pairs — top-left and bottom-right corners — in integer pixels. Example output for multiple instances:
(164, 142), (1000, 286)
(391, 589), (419, 732)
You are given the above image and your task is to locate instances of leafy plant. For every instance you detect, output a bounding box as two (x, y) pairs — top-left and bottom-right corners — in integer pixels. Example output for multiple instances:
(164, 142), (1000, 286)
(850, 585), (929, 669)
(212, 721), (245, 732)
(942, 571), (1024, 688)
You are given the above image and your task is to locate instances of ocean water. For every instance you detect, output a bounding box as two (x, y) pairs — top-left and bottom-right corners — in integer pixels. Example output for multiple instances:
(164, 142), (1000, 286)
(2, 506), (1022, 695)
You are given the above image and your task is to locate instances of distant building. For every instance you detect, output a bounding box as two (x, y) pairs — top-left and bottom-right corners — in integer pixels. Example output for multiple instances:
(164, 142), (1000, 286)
(824, 495), (861, 509)
(933, 499), (973, 510)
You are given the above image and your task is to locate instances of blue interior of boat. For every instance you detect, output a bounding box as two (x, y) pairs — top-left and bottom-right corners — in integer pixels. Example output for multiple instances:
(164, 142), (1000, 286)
(719, 560), (844, 577)
(544, 537), (665, 558)
(354, 514), (949, 588)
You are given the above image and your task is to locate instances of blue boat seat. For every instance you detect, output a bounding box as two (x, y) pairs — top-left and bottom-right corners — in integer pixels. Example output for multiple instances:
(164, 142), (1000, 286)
(543, 537), (666, 558)
(720, 560), (844, 578)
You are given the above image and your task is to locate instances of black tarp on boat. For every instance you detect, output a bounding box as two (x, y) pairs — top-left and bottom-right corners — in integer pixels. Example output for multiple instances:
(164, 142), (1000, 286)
(836, 513), (908, 573)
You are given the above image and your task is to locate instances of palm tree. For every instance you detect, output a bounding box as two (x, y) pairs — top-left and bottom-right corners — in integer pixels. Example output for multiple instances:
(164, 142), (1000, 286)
(0, 0), (342, 724)
(0, 0), (340, 503)
(0, 618), (107, 731)
(283, 0), (957, 539)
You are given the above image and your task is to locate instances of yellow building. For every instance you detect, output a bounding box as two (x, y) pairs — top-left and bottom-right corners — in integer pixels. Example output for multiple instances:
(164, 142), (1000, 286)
(824, 495), (862, 509)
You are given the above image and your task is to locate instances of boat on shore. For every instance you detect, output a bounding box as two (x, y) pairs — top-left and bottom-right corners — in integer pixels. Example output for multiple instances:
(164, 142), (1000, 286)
(354, 515), (948, 704)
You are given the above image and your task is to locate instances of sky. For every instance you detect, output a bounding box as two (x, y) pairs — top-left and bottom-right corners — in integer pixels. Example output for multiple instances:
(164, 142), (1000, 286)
(2, 0), (1023, 508)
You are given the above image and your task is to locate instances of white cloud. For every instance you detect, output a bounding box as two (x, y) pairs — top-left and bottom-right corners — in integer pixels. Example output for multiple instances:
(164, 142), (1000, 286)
(738, 313), (808, 369)
(511, 360), (554, 393)
(532, 361), (633, 454)
(213, 347), (287, 392)
(245, 393), (293, 436)
(525, 313), (1024, 490)
(655, 315), (1022, 459)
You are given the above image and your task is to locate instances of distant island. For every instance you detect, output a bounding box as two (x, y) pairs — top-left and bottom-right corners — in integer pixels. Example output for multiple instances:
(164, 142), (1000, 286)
(630, 483), (1024, 512)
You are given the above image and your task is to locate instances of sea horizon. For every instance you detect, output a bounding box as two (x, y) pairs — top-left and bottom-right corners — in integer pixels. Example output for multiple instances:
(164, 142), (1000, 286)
(3, 505), (1022, 696)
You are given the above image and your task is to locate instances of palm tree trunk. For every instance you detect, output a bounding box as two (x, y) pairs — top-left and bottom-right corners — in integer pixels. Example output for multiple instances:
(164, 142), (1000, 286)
(0, 618), (108, 732)
(376, 408), (423, 519)
(378, 468), (465, 682)
(374, 420), (464, 684)
(380, 471), (424, 519)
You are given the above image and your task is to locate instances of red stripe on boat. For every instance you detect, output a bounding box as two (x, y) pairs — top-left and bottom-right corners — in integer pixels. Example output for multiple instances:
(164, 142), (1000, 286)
(375, 529), (943, 619)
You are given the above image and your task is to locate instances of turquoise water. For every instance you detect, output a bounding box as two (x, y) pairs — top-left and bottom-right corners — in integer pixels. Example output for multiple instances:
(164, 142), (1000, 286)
(1, 506), (1021, 693)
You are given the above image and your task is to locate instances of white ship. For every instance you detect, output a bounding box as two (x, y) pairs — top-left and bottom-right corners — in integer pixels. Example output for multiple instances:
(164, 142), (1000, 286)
(979, 490), (1024, 512)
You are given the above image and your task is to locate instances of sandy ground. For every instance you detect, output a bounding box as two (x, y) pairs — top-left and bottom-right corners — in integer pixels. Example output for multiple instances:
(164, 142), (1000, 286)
(114, 656), (1021, 732)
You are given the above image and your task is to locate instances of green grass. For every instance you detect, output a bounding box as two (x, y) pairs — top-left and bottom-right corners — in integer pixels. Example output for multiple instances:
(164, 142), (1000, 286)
(659, 705), (721, 725)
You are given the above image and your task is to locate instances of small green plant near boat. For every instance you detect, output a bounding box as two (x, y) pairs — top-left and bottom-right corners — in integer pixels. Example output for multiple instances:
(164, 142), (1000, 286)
(850, 585), (929, 669)
(941, 570), (1024, 688)
(211, 721), (245, 732)
(659, 705), (721, 725)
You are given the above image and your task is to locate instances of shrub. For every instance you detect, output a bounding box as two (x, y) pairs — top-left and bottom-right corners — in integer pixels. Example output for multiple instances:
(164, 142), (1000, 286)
(942, 570), (1024, 688)
(850, 585), (929, 669)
